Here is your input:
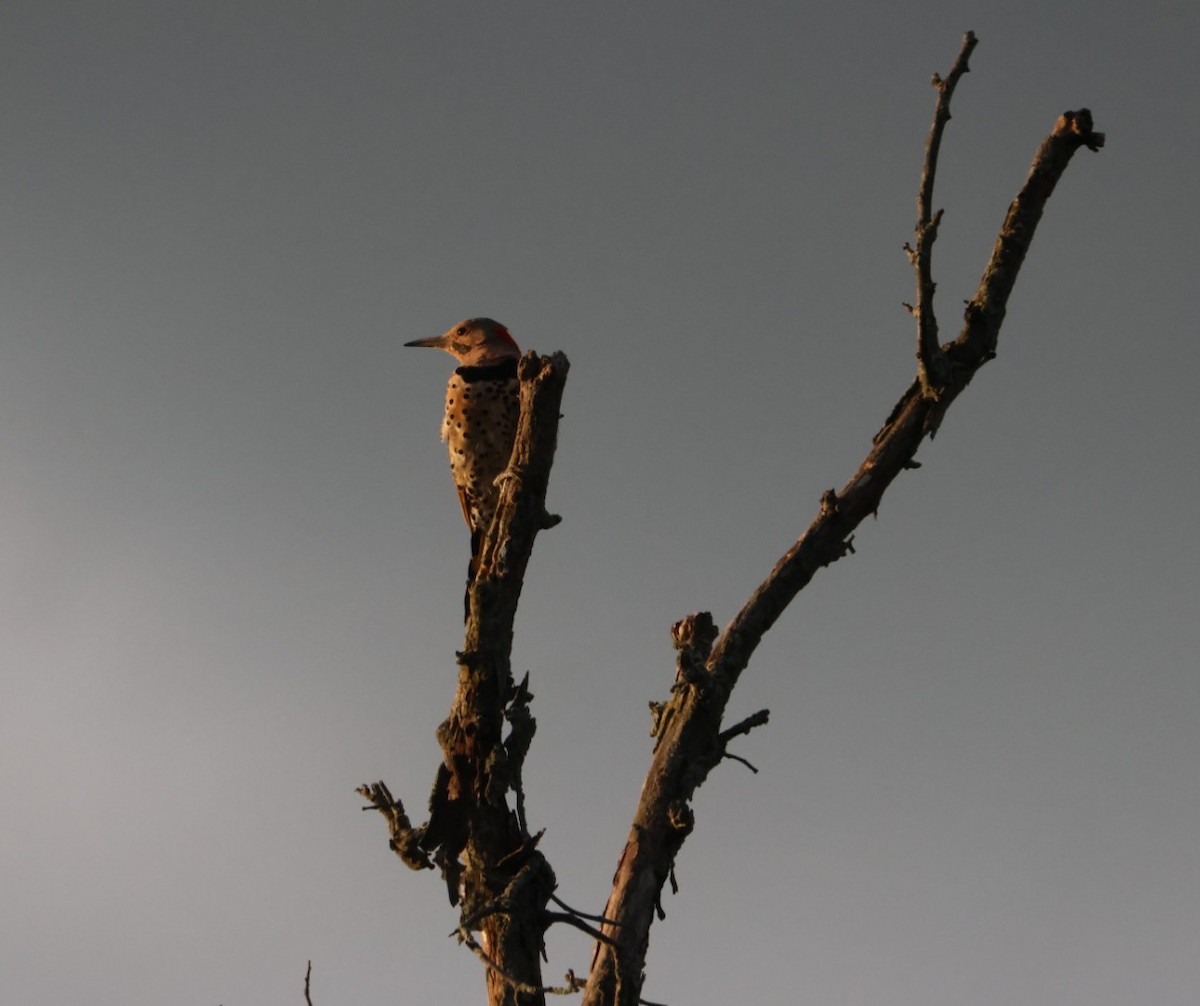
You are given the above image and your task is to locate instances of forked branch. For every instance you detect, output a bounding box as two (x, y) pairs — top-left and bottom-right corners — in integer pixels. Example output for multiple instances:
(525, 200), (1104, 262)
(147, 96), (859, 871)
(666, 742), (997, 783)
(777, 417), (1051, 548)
(582, 36), (1103, 1006)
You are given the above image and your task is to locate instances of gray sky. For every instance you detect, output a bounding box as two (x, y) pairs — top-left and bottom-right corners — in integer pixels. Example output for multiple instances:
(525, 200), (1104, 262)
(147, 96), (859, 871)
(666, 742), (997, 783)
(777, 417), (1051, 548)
(3, 2), (1197, 1004)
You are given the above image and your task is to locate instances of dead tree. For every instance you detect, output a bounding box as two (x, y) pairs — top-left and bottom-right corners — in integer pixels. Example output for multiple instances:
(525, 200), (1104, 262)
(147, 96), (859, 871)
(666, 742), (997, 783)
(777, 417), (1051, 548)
(360, 32), (1104, 1006)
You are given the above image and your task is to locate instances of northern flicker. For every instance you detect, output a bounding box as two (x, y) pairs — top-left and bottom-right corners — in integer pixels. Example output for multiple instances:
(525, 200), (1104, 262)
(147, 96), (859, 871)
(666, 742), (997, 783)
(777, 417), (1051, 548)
(405, 318), (522, 612)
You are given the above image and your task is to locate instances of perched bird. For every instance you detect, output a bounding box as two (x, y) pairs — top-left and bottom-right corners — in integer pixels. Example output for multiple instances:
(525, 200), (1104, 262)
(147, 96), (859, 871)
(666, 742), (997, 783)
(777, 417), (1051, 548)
(405, 318), (522, 612)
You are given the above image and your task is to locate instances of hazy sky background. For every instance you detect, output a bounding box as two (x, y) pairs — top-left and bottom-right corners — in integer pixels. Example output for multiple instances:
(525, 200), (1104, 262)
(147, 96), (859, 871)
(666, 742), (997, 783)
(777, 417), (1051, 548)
(3, 3), (1197, 1004)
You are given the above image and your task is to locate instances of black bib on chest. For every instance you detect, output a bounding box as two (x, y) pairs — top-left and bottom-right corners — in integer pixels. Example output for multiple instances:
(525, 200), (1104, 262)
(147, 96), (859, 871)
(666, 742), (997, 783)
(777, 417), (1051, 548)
(455, 358), (519, 383)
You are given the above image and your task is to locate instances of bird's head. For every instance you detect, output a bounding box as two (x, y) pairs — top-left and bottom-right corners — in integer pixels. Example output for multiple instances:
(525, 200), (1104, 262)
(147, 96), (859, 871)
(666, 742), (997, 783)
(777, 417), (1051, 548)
(405, 318), (520, 367)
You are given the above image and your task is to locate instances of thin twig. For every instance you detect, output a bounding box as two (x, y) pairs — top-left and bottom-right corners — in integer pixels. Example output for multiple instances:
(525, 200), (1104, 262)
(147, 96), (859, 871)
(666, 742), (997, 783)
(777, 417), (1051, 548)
(546, 911), (618, 945)
(911, 30), (979, 397)
(722, 752), (759, 774)
(547, 890), (621, 927)
(303, 960), (314, 1006)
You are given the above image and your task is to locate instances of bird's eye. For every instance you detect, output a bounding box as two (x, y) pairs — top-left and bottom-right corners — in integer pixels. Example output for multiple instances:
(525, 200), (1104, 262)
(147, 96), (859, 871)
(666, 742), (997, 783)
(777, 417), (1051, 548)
(456, 326), (468, 336)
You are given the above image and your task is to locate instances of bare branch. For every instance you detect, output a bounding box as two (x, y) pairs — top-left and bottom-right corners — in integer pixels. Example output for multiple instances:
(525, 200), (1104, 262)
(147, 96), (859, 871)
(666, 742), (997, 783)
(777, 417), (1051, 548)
(545, 911), (617, 945)
(707, 106), (1103, 691)
(356, 781), (432, 872)
(956, 108), (1104, 369)
(717, 709), (770, 744)
(547, 890), (621, 928)
(721, 752), (759, 774)
(583, 42), (1102, 1006)
(913, 31), (978, 397)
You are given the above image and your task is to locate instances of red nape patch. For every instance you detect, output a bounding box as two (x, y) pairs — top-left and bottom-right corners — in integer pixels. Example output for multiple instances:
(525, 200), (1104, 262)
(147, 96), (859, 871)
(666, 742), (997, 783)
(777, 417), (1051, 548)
(496, 325), (518, 348)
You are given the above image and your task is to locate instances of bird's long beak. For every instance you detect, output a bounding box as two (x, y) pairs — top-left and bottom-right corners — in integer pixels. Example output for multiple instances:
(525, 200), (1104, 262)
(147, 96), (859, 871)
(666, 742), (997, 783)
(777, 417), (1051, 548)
(403, 335), (449, 349)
